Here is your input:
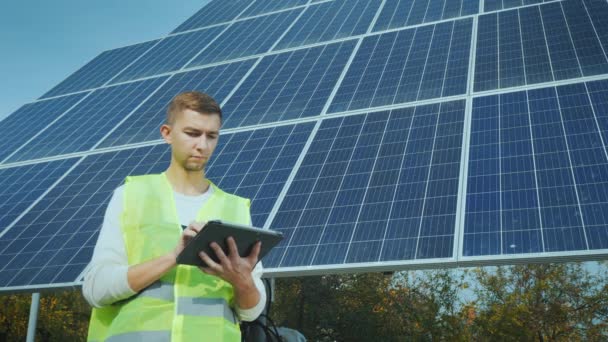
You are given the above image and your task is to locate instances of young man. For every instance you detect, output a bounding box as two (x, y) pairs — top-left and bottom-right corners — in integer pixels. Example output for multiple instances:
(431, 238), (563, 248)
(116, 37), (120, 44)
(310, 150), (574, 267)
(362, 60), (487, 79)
(83, 91), (266, 341)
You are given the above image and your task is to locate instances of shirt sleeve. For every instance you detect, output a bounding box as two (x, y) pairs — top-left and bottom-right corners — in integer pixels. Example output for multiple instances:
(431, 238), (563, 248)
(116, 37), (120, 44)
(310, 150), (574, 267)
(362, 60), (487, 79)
(235, 261), (267, 322)
(82, 186), (136, 308)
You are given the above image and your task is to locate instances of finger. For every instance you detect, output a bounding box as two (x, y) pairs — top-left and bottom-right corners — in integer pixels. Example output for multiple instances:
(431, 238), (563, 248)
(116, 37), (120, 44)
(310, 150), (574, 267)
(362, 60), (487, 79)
(226, 237), (239, 258)
(199, 251), (222, 272)
(248, 241), (262, 263)
(187, 221), (203, 233)
(183, 229), (198, 238)
(209, 242), (230, 264)
(199, 265), (218, 276)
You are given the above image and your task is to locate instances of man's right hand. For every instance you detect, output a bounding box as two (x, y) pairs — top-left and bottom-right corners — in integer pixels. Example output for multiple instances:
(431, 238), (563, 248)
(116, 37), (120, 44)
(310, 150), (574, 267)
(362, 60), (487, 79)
(172, 221), (206, 259)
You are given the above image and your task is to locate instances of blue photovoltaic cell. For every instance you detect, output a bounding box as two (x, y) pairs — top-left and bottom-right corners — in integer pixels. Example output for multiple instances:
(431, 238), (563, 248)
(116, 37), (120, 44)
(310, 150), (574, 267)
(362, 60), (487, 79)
(329, 19), (472, 113)
(464, 81), (608, 257)
(188, 9), (302, 67)
(275, 0), (381, 50)
(0, 146), (169, 287)
(0, 93), (87, 163)
(0, 159), (77, 235)
(474, 0), (608, 92)
(7, 77), (167, 163)
(98, 60), (255, 148)
(239, 0), (308, 18)
(0, 122), (313, 287)
(265, 100), (465, 269)
(373, 0), (479, 32)
(171, 0), (252, 33)
(110, 26), (226, 84)
(222, 40), (356, 129)
(206, 122), (315, 227)
(41, 41), (158, 99)
(484, 0), (560, 12)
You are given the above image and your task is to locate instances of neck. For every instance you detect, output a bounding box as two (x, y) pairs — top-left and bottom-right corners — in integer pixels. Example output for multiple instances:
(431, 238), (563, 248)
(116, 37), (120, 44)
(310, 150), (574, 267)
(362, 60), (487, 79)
(164, 162), (210, 196)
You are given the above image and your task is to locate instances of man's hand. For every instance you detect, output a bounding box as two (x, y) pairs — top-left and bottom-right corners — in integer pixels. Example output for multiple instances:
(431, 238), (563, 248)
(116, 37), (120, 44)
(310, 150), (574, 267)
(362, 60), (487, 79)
(198, 237), (261, 287)
(172, 221), (206, 259)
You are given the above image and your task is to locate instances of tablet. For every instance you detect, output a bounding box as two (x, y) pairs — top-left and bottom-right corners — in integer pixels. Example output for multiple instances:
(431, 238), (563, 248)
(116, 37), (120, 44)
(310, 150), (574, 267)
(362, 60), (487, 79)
(176, 220), (283, 267)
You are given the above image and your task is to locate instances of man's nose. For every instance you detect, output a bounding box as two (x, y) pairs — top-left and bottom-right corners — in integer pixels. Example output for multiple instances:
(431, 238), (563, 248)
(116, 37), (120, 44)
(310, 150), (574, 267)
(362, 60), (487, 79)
(195, 135), (209, 150)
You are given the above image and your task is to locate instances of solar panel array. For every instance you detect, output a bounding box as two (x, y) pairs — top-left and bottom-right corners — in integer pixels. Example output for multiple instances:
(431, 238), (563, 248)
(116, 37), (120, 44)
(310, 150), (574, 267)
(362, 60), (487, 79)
(1, 0), (607, 291)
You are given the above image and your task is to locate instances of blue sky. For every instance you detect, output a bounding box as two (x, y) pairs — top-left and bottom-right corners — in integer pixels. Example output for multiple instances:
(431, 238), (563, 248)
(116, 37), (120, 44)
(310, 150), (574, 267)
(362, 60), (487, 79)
(0, 0), (208, 120)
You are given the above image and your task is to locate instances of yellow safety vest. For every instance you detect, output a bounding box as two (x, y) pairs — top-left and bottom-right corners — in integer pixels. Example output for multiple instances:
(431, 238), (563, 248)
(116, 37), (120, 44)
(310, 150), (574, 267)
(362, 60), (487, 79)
(87, 173), (251, 342)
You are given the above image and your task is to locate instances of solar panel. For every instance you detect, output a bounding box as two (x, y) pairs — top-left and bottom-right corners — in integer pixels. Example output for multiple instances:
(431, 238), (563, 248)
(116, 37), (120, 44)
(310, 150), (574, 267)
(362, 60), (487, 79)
(266, 100), (465, 269)
(109, 26), (227, 84)
(0, 93), (88, 163)
(240, 0), (308, 19)
(483, 0), (560, 13)
(274, 0), (381, 50)
(474, 0), (608, 92)
(187, 9), (302, 67)
(329, 19), (472, 113)
(0, 122), (313, 289)
(40, 40), (158, 99)
(98, 60), (255, 148)
(0, 159), (78, 235)
(464, 79), (608, 257)
(2, 0), (608, 290)
(171, 0), (252, 34)
(373, 0), (478, 32)
(6, 77), (167, 163)
(221, 40), (356, 128)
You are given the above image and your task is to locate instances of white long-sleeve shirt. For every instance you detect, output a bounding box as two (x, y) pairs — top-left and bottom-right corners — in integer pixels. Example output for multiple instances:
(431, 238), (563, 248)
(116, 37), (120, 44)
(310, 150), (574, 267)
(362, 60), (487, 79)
(82, 185), (266, 322)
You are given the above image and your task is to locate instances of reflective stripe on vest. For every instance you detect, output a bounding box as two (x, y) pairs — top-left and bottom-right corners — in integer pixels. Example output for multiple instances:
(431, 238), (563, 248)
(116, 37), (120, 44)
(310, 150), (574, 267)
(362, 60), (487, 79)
(87, 173), (251, 342)
(106, 331), (171, 342)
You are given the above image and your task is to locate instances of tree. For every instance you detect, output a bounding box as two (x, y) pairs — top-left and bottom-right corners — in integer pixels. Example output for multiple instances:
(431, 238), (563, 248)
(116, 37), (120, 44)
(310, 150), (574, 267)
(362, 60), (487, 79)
(470, 262), (608, 341)
(0, 290), (90, 341)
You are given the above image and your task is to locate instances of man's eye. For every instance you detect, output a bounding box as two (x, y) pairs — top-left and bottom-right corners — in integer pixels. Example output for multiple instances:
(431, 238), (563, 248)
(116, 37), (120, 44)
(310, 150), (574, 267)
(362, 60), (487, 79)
(186, 132), (199, 137)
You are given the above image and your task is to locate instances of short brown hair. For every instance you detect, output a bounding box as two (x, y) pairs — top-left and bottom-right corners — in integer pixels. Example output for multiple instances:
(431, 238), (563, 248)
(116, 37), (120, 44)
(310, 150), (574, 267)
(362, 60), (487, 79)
(166, 91), (222, 124)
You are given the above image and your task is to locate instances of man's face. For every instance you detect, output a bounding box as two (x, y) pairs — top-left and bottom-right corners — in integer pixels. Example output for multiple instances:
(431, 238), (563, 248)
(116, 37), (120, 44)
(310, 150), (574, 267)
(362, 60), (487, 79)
(161, 109), (221, 172)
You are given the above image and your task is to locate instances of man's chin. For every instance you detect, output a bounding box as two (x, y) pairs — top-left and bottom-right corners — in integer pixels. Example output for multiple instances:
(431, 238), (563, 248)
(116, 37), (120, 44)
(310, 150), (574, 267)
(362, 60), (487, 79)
(184, 163), (205, 172)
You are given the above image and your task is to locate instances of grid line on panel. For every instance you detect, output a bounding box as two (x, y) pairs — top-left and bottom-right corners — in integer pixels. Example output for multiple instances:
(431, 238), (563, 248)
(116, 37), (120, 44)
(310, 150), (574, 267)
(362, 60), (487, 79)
(557, 2), (590, 77)
(583, 83), (608, 162)
(0, 92), (90, 164)
(0, 146), (170, 288)
(171, 0), (255, 34)
(464, 81), (608, 257)
(239, 0), (308, 19)
(475, 0), (608, 93)
(98, 60), (255, 148)
(221, 40), (356, 129)
(188, 9), (303, 68)
(266, 101), (465, 269)
(274, 0), (382, 51)
(554, 85), (592, 251)
(275, 116), (364, 267)
(328, 18), (472, 113)
(377, 109), (418, 260)
(6, 77), (168, 163)
(537, 4), (556, 82)
(40, 40), (159, 99)
(454, 97), (473, 258)
(524, 91), (546, 252)
(262, 121), (324, 230)
(0, 159), (79, 237)
(340, 113), (392, 263)
(109, 26), (227, 84)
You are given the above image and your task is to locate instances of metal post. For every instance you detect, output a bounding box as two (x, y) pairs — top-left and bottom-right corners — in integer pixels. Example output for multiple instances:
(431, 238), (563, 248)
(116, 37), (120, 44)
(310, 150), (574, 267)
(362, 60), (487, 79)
(26, 292), (40, 342)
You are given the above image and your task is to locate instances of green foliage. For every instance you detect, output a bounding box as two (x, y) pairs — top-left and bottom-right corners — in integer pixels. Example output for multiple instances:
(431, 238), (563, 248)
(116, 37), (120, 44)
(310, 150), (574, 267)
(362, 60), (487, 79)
(0, 262), (606, 341)
(0, 290), (90, 341)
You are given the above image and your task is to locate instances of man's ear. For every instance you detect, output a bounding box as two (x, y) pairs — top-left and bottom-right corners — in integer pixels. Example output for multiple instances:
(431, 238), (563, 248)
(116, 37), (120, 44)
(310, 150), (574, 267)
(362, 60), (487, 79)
(160, 124), (172, 144)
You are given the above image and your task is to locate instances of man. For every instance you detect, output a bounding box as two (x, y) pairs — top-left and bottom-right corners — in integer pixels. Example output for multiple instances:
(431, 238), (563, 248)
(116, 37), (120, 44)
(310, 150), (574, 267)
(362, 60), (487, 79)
(83, 91), (266, 341)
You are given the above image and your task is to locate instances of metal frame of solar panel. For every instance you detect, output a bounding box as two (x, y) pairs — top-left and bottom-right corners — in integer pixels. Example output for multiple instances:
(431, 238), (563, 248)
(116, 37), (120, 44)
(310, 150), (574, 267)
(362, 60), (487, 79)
(1, 0), (607, 293)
